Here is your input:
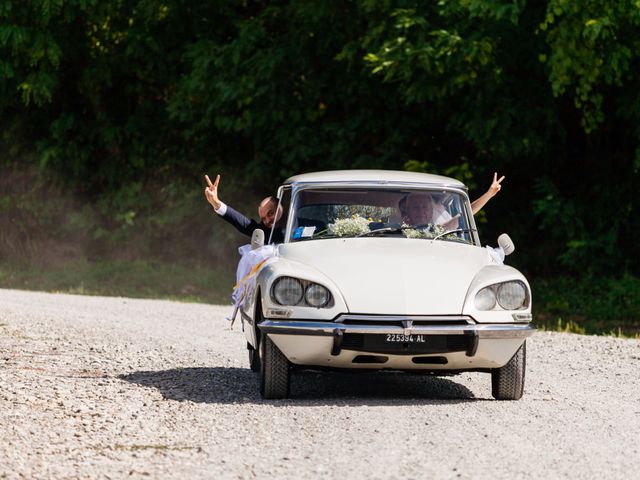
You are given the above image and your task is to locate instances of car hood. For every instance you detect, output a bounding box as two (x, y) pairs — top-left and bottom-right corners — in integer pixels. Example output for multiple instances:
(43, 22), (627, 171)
(277, 238), (492, 315)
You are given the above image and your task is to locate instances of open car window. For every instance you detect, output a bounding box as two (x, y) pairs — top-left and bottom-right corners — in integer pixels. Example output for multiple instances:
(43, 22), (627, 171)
(269, 186), (291, 244)
(288, 187), (475, 244)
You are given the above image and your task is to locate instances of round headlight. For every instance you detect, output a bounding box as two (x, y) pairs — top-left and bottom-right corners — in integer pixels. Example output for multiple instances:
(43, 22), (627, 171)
(305, 284), (330, 307)
(475, 287), (497, 310)
(273, 277), (304, 305)
(497, 281), (527, 310)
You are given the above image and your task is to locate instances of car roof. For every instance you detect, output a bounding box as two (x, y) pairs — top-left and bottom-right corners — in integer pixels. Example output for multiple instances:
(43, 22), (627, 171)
(283, 169), (466, 188)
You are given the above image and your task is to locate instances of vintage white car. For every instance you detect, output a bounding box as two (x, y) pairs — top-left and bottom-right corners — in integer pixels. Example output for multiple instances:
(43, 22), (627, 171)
(240, 170), (535, 399)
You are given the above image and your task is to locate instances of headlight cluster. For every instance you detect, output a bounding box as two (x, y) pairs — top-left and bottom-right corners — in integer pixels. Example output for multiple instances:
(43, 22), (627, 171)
(474, 281), (528, 311)
(271, 277), (333, 308)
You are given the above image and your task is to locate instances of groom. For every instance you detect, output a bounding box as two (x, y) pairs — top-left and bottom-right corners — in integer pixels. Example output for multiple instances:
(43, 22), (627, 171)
(204, 174), (284, 244)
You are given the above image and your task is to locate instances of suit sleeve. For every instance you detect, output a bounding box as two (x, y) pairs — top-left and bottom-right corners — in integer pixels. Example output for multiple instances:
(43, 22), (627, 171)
(221, 204), (262, 237)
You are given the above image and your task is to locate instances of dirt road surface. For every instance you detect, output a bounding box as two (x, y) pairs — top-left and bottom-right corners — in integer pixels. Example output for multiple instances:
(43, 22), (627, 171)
(1, 289), (639, 479)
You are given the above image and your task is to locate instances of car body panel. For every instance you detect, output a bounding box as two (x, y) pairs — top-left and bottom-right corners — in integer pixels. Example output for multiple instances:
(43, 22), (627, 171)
(275, 238), (491, 315)
(283, 169), (466, 188)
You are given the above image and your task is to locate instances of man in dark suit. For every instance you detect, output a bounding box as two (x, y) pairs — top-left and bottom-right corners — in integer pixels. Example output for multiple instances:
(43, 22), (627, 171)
(204, 174), (284, 243)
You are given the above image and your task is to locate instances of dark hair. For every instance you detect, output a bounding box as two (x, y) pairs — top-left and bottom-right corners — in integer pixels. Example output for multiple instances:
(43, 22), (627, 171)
(259, 196), (279, 209)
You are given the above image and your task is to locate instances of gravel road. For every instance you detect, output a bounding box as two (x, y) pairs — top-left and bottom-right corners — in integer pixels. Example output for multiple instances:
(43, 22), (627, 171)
(1, 288), (639, 479)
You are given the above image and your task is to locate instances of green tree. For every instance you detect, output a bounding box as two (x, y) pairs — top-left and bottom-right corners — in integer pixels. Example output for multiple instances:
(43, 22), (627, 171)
(1, 0), (639, 277)
(358, 0), (640, 275)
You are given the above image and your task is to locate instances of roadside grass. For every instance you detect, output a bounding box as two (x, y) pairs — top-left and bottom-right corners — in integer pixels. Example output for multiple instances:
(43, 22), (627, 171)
(535, 317), (640, 339)
(531, 275), (640, 339)
(0, 261), (235, 305)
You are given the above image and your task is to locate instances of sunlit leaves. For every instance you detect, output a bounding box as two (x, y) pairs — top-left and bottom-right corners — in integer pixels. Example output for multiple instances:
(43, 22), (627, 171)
(541, 0), (640, 131)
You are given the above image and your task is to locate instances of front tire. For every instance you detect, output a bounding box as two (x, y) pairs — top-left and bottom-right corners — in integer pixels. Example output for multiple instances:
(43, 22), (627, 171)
(491, 341), (526, 400)
(259, 336), (290, 399)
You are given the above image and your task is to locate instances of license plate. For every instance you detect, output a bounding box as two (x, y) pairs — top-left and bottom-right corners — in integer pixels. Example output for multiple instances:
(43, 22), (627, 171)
(385, 334), (427, 343)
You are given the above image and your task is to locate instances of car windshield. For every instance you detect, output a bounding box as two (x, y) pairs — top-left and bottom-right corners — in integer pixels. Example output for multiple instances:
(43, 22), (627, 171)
(288, 187), (475, 244)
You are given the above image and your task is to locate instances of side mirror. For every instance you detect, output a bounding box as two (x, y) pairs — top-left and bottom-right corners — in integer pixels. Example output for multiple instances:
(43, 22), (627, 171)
(251, 229), (265, 250)
(498, 233), (515, 256)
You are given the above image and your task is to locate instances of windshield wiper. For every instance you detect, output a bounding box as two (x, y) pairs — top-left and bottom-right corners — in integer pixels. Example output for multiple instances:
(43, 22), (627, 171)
(433, 228), (477, 241)
(356, 226), (414, 237)
(358, 225), (477, 241)
(293, 229), (333, 241)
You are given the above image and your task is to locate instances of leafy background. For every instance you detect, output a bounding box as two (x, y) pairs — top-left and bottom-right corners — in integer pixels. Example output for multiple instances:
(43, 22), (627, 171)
(1, 0), (639, 333)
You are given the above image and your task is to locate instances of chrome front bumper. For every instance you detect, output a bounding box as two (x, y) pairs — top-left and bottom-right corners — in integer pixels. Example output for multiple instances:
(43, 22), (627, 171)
(258, 315), (535, 360)
(257, 315), (535, 368)
(258, 317), (536, 339)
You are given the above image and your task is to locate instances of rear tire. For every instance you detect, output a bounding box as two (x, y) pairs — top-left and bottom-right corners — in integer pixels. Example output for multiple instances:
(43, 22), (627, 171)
(259, 336), (290, 399)
(491, 341), (526, 400)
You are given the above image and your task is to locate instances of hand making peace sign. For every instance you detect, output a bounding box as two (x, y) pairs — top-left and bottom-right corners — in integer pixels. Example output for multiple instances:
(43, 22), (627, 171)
(488, 172), (505, 197)
(204, 174), (222, 210)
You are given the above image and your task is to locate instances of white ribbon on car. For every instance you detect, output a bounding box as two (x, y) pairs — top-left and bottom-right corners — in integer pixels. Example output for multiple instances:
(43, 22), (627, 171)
(485, 245), (506, 264)
(226, 244), (277, 328)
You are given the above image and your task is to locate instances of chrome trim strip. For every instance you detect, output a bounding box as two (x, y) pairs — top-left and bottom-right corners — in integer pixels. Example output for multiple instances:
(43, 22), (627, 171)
(287, 180), (467, 190)
(335, 314), (475, 324)
(258, 320), (536, 338)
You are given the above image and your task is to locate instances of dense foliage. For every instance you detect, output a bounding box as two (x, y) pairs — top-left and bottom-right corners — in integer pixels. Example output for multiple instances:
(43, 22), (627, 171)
(1, 0), (639, 287)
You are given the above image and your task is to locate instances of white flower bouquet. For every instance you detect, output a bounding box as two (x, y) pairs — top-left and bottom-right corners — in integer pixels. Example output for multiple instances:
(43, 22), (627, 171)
(402, 223), (446, 239)
(328, 215), (371, 236)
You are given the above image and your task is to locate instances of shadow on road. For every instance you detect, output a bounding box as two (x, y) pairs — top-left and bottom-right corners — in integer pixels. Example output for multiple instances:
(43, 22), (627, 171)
(120, 366), (480, 405)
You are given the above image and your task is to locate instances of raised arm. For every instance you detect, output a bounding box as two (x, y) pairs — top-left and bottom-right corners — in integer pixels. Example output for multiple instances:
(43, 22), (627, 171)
(204, 174), (222, 210)
(471, 172), (505, 215)
(205, 173), (262, 236)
